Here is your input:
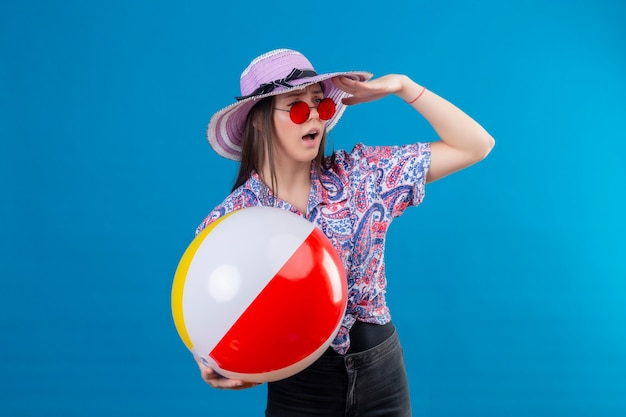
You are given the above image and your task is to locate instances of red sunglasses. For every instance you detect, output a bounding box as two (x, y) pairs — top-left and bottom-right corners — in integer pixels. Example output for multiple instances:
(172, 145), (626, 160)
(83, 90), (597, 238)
(274, 98), (336, 124)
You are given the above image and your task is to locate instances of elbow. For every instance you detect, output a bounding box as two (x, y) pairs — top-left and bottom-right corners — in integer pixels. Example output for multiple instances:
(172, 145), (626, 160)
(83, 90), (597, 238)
(474, 133), (495, 162)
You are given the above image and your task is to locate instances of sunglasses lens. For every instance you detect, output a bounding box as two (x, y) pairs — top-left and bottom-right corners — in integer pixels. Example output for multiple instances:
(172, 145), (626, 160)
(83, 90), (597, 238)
(289, 101), (310, 124)
(317, 98), (336, 120)
(287, 98), (336, 124)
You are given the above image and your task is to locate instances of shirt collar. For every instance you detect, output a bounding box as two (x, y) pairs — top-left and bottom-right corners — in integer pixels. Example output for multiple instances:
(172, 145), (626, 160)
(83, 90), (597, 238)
(245, 164), (350, 213)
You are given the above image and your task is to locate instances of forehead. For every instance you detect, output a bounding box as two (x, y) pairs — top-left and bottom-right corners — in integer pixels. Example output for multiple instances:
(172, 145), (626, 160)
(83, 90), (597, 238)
(276, 83), (323, 100)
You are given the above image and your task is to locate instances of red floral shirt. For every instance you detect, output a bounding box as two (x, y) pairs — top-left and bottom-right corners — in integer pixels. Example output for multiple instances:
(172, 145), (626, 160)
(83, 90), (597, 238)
(197, 142), (431, 353)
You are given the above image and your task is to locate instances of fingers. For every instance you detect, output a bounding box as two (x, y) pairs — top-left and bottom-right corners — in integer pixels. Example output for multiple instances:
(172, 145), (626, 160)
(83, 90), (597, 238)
(341, 96), (361, 106)
(333, 74), (406, 99)
(332, 77), (369, 105)
(332, 75), (362, 93)
(332, 75), (391, 105)
(198, 363), (261, 390)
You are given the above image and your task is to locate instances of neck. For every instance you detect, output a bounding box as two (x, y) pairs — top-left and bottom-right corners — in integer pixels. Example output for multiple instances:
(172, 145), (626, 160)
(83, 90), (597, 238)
(260, 160), (312, 214)
(261, 160), (311, 191)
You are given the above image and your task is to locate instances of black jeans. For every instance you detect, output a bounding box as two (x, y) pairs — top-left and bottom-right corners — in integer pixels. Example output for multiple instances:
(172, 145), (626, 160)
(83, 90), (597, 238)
(265, 329), (411, 417)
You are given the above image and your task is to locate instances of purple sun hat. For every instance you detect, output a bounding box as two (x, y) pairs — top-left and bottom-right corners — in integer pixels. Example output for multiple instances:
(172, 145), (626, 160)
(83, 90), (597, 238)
(206, 49), (373, 160)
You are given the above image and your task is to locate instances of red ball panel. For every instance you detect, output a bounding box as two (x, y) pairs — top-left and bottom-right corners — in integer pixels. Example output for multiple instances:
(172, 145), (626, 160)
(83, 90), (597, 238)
(209, 228), (347, 374)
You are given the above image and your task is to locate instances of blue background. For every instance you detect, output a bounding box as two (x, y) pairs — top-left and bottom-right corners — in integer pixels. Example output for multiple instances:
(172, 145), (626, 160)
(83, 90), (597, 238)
(1, 0), (625, 415)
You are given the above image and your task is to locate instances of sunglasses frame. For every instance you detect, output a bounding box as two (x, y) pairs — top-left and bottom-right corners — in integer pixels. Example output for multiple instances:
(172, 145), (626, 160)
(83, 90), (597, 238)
(273, 97), (336, 124)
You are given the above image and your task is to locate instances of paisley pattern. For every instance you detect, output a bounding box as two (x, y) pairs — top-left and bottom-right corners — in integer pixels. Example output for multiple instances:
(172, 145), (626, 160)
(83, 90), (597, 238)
(196, 142), (431, 354)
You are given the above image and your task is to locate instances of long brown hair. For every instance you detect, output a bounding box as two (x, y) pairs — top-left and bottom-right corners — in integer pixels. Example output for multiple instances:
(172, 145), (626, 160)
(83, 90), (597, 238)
(231, 96), (334, 200)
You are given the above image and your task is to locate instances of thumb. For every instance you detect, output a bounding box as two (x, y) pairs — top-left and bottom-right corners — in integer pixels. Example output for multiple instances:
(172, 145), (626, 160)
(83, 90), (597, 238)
(341, 96), (361, 106)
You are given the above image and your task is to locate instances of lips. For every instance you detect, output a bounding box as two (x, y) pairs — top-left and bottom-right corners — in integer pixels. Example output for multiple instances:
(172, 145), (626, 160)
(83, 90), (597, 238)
(302, 129), (319, 141)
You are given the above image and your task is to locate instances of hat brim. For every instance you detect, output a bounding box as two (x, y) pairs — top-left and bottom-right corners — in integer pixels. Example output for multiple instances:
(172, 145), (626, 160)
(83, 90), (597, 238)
(207, 71), (373, 161)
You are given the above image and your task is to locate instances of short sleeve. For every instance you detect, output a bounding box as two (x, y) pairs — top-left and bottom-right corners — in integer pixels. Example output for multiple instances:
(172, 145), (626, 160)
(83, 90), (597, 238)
(344, 142), (431, 218)
(195, 189), (251, 235)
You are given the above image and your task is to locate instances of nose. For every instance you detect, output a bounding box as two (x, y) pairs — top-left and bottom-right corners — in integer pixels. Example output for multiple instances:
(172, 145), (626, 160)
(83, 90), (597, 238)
(308, 103), (320, 120)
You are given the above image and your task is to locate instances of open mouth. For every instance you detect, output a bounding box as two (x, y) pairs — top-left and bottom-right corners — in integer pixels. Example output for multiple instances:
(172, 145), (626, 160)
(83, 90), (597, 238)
(302, 130), (319, 141)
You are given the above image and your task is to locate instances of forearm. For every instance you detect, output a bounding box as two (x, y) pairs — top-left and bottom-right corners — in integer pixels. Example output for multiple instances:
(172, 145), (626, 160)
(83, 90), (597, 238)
(398, 76), (495, 160)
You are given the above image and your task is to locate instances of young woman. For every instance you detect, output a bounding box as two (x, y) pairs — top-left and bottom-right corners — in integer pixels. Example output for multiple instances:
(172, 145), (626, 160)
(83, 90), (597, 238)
(194, 48), (494, 416)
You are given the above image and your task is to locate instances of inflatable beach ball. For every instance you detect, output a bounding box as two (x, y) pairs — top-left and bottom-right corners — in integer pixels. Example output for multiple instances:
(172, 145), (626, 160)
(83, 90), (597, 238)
(171, 206), (348, 383)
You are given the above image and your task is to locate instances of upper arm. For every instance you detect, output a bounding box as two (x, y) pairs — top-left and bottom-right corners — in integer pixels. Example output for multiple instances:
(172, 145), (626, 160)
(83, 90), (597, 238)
(426, 140), (492, 183)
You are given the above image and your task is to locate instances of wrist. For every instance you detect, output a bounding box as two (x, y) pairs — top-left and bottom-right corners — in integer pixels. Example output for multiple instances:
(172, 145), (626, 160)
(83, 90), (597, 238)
(405, 86), (426, 104)
(398, 77), (425, 103)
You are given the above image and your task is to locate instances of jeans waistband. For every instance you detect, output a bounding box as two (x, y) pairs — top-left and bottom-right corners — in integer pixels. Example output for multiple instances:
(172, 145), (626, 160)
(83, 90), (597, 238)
(314, 327), (401, 372)
(324, 321), (396, 356)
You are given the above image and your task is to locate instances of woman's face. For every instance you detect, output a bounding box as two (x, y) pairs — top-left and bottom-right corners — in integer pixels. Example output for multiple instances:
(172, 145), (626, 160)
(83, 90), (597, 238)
(270, 84), (326, 166)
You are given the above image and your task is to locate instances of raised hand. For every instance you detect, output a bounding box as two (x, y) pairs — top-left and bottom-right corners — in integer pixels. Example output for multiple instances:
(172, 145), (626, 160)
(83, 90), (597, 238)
(332, 74), (412, 105)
